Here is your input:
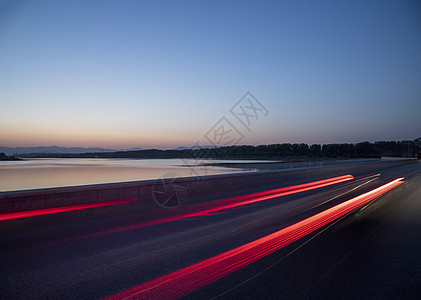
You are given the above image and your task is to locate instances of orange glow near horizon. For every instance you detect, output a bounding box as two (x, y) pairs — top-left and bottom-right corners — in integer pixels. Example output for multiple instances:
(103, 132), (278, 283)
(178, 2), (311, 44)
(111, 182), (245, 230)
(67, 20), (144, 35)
(0, 135), (188, 150)
(0, 125), (200, 149)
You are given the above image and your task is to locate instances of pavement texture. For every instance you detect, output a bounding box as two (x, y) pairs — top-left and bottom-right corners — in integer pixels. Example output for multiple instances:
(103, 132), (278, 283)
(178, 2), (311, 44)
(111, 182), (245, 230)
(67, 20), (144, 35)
(1, 161), (420, 299)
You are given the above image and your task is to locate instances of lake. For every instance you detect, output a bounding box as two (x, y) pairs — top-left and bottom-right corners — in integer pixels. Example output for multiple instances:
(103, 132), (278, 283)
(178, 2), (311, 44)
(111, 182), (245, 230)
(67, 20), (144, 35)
(0, 158), (264, 192)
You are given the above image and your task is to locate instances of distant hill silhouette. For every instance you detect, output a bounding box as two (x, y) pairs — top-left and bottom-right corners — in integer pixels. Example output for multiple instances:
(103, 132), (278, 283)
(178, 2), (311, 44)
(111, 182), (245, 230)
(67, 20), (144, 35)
(0, 146), (148, 156)
(173, 145), (219, 151)
(0, 146), (116, 156)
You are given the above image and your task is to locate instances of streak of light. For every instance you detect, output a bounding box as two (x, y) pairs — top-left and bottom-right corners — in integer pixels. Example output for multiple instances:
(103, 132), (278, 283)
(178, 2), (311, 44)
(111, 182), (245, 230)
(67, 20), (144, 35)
(105, 177), (404, 300)
(0, 198), (137, 221)
(74, 175), (354, 240)
(309, 176), (379, 210)
(353, 173), (380, 180)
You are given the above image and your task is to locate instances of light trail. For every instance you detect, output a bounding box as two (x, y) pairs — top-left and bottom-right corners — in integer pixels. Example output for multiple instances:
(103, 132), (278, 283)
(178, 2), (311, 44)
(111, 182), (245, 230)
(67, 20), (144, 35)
(308, 176), (379, 210)
(105, 177), (404, 300)
(120, 175), (354, 226)
(0, 198), (137, 221)
(72, 175), (354, 240)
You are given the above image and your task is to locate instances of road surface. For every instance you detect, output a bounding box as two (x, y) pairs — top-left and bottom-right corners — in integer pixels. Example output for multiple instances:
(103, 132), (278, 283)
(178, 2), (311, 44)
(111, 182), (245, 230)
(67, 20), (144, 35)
(1, 161), (420, 299)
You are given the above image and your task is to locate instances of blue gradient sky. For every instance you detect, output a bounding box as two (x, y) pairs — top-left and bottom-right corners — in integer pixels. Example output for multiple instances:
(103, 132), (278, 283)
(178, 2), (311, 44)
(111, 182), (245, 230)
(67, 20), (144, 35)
(1, 0), (420, 149)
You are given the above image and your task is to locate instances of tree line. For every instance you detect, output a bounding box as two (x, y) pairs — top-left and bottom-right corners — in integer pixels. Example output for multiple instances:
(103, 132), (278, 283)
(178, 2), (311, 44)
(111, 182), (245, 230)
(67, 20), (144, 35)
(19, 140), (419, 159)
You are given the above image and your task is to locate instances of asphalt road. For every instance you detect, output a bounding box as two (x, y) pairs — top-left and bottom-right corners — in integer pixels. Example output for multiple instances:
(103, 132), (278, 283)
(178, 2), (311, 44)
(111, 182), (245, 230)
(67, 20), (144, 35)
(1, 161), (420, 299)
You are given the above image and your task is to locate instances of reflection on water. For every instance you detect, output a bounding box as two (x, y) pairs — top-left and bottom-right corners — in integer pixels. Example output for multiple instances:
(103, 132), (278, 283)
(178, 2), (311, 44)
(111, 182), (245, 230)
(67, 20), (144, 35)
(0, 158), (256, 192)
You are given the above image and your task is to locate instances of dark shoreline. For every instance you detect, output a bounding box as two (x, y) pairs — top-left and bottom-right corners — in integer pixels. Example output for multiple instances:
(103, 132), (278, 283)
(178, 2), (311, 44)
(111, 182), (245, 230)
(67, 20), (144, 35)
(0, 155), (22, 161)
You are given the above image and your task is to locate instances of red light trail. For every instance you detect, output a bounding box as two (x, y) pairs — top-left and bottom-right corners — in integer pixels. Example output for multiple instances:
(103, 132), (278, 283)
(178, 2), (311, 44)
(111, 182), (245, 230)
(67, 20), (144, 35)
(72, 175), (354, 239)
(0, 175), (352, 224)
(105, 177), (404, 300)
(0, 198), (137, 222)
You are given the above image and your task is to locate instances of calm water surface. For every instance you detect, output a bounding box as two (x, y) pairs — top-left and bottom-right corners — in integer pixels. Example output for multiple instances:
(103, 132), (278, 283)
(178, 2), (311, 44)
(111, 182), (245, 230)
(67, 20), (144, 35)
(0, 158), (260, 192)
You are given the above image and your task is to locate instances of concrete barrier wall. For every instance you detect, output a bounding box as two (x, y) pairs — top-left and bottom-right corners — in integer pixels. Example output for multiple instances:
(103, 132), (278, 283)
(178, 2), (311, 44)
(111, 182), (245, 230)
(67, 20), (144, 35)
(0, 160), (415, 229)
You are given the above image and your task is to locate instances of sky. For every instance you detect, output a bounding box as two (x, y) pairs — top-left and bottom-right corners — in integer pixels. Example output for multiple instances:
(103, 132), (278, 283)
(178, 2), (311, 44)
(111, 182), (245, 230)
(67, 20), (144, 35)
(0, 0), (420, 149)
